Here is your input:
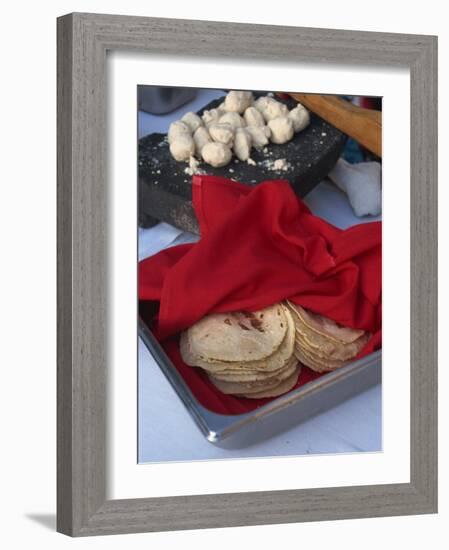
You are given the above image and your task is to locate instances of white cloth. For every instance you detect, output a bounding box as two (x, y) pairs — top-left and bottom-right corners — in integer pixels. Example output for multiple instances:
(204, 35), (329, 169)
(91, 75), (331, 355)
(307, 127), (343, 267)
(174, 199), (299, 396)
(329, 158), (382, 217)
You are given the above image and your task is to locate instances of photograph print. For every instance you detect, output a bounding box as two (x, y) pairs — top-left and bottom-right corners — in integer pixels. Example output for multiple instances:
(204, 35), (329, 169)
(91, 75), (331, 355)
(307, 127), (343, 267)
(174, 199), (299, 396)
(137, 86), (382, 463)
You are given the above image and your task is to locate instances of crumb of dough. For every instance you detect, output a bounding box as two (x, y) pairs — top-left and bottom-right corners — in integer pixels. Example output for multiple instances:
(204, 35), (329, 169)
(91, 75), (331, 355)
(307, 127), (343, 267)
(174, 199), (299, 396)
(258, 158), (291, 172)
(272, 158), (291, 171)
(247, 158), (256, 166)
(184, 155), (204, 176)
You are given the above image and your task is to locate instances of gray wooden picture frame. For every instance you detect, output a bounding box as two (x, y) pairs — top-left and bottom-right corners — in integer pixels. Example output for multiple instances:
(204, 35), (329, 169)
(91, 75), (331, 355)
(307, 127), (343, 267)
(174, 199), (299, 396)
(57, 12), (438, 537)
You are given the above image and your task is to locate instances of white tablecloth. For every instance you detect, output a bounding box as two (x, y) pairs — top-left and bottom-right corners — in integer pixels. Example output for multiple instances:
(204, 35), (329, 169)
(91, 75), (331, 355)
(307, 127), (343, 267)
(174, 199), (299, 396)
(138, 89), (381, 463)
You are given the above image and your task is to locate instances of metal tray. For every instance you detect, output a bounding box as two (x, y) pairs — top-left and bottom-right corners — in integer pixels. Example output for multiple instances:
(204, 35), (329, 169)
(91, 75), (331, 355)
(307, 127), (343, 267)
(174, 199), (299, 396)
(139, 320), (382, 445)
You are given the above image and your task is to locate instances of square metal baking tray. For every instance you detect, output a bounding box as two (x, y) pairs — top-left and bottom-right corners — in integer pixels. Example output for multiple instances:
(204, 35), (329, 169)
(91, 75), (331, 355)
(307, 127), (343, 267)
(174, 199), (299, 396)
(139, 320), (381, 445)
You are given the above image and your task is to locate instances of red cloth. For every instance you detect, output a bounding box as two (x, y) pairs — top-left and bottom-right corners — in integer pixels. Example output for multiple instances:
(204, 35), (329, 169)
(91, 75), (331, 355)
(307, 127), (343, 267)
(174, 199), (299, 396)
(139, 175), (382, 415)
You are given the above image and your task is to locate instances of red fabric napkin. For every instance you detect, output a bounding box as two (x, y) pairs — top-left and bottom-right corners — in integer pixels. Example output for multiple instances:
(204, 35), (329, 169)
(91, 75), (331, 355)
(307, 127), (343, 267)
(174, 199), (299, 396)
(139, 175), (382, 415)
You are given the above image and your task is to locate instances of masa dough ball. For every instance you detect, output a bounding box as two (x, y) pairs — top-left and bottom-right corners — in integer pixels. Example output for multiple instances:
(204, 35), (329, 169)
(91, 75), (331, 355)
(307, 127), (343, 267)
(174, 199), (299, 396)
(202, 108), (223, 126)
(233, 128), (252, 161)
(223, 90), (254, 113)
(288, 104), (310, 132)
(181, 111), (203, 133)
(202, 142), (232, 167)
(169, 135), (195, 161)
(254, 96), (275, 113)
(208, 123), (234, 146)
(262, 100), (289, 122)
(219, 111), (245, 130)
(193, 126), (212, 157)
(268, 117), (294, 144)
(243, 106), (265, 127)
(168, 120), (191, 144)
(245, 125), (271, 149)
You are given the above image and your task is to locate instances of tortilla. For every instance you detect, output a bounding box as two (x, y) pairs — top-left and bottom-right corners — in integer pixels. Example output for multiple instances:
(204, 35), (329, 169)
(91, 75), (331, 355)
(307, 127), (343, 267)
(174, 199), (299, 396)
(287, 303), (369, 361)
(294, 339), (349, 371)
(294, 327), (369, 361)
(181, 305), (295, 373)
(209, 360), (293, 382)
(209, 357), (297, 387)
(295, 348), (335, 373)
(181, 300), (367, 399)
(187, 303), (288, 363)
(287, 301), (365, 344)
(236, 367), (300, 399)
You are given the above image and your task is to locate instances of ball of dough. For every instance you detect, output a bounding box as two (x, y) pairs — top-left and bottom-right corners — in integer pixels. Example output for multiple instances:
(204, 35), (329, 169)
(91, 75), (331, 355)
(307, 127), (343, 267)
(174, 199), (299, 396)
(218, 111), (245, 130)
(243, 106), (265, 127)
(262, 100), (289, 122)
(202, 108), (222, 126)
(245, 125), (271, 149)
(168, 121), (191, 144)
(223, 90), (253, 113)
(267, 117), (294, 144)
(169, 135), (195, 161)
(254, 96), (275, 113)
(233, 128), (252, 161)
(208, 123), (234, 146)
(193, 126), (212, 157)
(288, 104), (310, 132)
(202, 142), (232, 167)
(181, 111), (203, 133)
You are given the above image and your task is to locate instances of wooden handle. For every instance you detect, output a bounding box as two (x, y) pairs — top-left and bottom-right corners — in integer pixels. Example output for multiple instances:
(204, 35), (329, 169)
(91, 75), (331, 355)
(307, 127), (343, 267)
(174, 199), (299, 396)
(289, 93), (382, 157)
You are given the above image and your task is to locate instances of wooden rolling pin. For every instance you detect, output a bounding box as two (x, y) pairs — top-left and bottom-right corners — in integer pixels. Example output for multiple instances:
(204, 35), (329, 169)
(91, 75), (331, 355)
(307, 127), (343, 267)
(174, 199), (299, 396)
(289, 93), (382, 157)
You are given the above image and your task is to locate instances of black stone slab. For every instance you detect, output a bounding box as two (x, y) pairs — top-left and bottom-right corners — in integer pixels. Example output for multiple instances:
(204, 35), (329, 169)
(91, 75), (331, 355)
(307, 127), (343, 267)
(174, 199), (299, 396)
(138, 94), (346, 232)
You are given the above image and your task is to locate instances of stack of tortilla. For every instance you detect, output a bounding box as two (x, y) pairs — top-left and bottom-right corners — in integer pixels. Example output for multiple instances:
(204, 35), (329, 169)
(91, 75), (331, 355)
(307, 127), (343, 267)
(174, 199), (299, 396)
(180, 303), (300, 398)
(286, 301), (370, 373)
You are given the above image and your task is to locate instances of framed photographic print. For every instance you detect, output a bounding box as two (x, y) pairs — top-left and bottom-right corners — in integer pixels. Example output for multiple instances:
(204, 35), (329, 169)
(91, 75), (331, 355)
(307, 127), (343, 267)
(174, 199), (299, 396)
(57, 13), (437, 536)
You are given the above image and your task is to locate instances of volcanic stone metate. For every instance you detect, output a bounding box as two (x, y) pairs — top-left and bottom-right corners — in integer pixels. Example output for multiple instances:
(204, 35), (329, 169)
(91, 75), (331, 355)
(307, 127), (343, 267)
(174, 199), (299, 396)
(138, 94), (347, 231)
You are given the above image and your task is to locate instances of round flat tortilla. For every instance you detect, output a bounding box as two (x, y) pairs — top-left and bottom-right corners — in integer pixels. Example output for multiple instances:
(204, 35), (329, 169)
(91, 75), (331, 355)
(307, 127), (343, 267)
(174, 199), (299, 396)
(209, 358), (295, 382)
(181, 305), (295, 373)
(294, 344), (349, 373)
(236, 367), (300, 399)
(209, 357), (297, 388)
(287, 301), (365, 344)
(294, 328), (369, 361)
(209, 363), (290, 381)
(294, 339), (348, 370)
(294, 348), (328, 373)
(208, 368), (289, 394)
(187, 304), (287, 362)
(180, 330), (289, 374)
(287, 304), (369, 361)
